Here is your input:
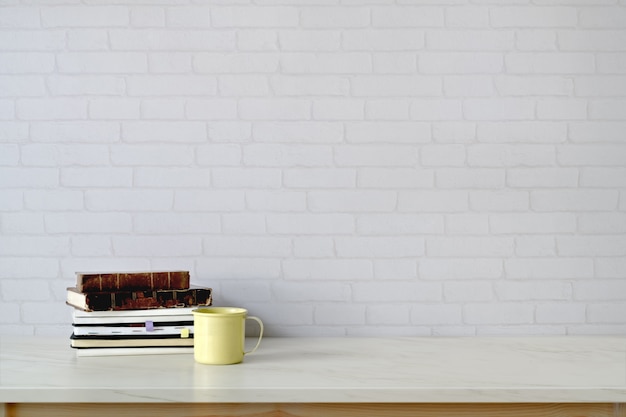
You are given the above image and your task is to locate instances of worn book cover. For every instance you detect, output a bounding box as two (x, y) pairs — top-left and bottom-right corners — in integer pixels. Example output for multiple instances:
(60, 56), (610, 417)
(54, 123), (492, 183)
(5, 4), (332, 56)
(76, 270), (190, 293)
(66, 286), (212, 312)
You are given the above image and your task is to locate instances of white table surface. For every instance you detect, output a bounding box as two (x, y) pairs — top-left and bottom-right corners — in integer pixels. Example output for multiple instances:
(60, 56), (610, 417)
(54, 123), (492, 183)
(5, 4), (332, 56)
(1, 336), (625, 403)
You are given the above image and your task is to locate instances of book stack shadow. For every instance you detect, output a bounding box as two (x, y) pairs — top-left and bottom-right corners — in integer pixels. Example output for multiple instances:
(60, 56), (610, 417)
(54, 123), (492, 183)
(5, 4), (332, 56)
(66, 270), (212, 357)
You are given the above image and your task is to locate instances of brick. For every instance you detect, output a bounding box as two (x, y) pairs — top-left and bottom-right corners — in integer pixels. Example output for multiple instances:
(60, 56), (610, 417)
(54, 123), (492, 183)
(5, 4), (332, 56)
(0, 168), (59, 188)
(366, 99), (411, 120)
(537, 99), (587, 120)
(2, 279), (50, 302)
(57, 52), (147, 73)
(243, 144), (332, 167)
(558, 145), (626, 166)
(21, 144), (109, 167)
(247, 190), (306, 210)
(464, 303), (535, 325)
(437, 168), (505, 188)
(0, 30), (65, 51)
(595, 258), (626, 279)
(272, 75), (350, 96)
(373, 53), (417, 74)
(254, 122), (343, 143)
(174, 190), (245, 211)
(428, 237), (513, 258)
(367, 305), (411, 326)
(47, 75), (126, 96)
(580, 168), (626, 187)
(284, 168), (356, 188)
(588, 303), (626, 323)
(210, 7), (298, 27)
(373, 260), (419, 280)
(166, 7), (210, 27)
(420, 259), (502, 280)
(399, 190), (468, 212)
(443, 76), (494, 97)
(196, 144), (241, 166)
(490, 7), (577, 28)
(186, 99), (237, 120)
(22, 302), (68, 325)
(238, 29), (279, 51)
(2, 258), (59, 279)
(343, 29), (424, 50)
(445, 7), (489, 28)
(469, 144), (555, 167)
(352, 75), (442, 96)
(0, 53), (54, 74)
(278, 30), (340, 51)
(0, 7), (41, 29)
(558, 236), (626, 257)
(239, 99), (310, 120)
(0, 144), (18, 165)
(412, 305), (462, 325)
(313, 99), (364, 120)
(559, 30), (626, 51)
(575, 76), (626, 96)
(477, 122), (567, 143)
(597, 53), (626, 73)
(537, 303), (586, 323)
(266, 214), (355, 234)
(135, 167), (211, 188)
(194, 53), (279, 73)
(574, 280), (626, 301)
(507, 168), (578, 188)
(0, 236), (69, 256)
(284, 259), (372, 280)
(446, 214), (489, 235)
(532, 190), (619, 212)
(335, 145), (418, 166)
(569, 122), (626, 142)
(515, 236), (557, 257)
(17, 98), (87, 120)
(421, 145), (466, 167)
(86, 190), (173, 212)
(471, 191), (529, 212)
(0, 122), (28, 142)
(222, 214), (266, 235)
(130, 7), (165, 28)
(203, 237), (291, 257)
(219, 75), (270, 96)
(2, 213), (44, 234)
(336, 237), (424, 258)
(444, 282), (493, 302)
(30, 121), (120, 142)
(41, 6), (129, 27)
(122, 121), (206, 142)
(346, 122), (430, 143)
(127, 75), (217, 96)
(315, 305), (366, 325)
(111, 145), (194, 166)
(141, 98), (185, 119)
(490, 213), (576, 234)
(61, 167), (132, 188)
(293, 237), (335, 258)
(90, 98), (140, 120)
(372, 7), (443, 27)
(505, 258), (593, 279)
(579, 7), (626, 28)
(113, 236), (201, 257)
(309, 190), (396, 212)
(110, 29), (236, 51)
(274, 281), (349, 302)
(211, 167), (282, 188)
(506, 53), (594, 74)
(148, 53), (193, 73)
(420, 53), (503, 74)
(45, 213), (131, 234)
(358, 167), (434, 188)
(579, 213), (626, 234)
(496, 76), (573, 96)
(208, 123), (252, 143)
(71, 236), (112, 257)
(199, 257), (281, 280)
(590, 100), (626, 119)
(281, 52), (371, 74)
(357, 214), (443, 235)
(410, 99), (462, 121)
(427, 30), (514, 50)
(301, 7), (370, 28)
(432, 122), (476, 143)
(464, 99), (535, 121)
(515, 30), (557, 51)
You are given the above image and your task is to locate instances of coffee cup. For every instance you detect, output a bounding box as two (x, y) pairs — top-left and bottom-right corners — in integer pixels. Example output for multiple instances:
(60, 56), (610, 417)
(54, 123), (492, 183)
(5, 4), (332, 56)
(192, 307), (263, 365)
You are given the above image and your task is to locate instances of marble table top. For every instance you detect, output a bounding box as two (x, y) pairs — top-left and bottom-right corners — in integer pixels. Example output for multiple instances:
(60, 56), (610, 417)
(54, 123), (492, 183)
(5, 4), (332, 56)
(1, 336), (625, 403)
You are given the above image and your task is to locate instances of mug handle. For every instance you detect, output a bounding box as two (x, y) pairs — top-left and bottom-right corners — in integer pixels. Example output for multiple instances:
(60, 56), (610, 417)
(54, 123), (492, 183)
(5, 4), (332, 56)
(244, 316), (264, 355)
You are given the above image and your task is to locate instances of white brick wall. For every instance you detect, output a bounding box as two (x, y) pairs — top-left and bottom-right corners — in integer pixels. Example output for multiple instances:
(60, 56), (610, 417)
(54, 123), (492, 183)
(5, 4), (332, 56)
(1, 1), (625, 337)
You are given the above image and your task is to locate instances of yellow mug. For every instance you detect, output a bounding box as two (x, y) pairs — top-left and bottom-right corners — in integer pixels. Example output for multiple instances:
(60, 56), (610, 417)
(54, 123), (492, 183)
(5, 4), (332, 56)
(192, 307), (263, 365)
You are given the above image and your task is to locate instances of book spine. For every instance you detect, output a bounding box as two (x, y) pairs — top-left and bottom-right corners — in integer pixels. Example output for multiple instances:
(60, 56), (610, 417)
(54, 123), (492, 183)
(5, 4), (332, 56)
(83, 287), (212, 311)
(77, 271), (190, 293)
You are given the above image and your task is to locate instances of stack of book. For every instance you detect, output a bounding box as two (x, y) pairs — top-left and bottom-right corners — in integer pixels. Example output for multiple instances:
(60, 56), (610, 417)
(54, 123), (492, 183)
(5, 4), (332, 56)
(65, 270), (212, 357)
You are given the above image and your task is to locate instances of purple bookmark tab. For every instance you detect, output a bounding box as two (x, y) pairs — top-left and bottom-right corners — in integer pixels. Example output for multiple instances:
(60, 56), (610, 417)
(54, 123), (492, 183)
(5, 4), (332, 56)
(145, 321), (154, 332)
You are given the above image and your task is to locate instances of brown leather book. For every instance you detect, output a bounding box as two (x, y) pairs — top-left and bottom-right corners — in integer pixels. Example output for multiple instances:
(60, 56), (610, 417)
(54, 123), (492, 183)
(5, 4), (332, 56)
(76, 271), (190, 293)
(66, 286), (212, 312)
